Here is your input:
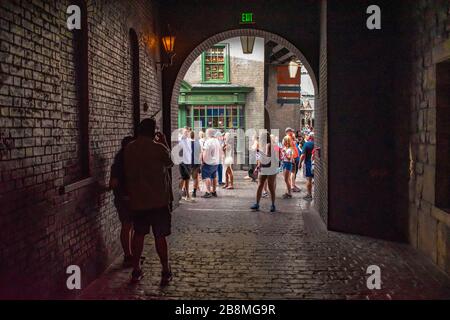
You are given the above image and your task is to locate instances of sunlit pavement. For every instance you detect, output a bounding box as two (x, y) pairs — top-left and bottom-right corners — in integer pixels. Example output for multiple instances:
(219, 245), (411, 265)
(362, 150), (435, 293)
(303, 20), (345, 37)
(80, 171), (450, 300)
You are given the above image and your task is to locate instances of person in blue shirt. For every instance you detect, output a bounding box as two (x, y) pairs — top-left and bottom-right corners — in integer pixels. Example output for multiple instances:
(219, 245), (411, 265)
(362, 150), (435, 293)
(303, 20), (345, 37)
(299, 133), (314, 200)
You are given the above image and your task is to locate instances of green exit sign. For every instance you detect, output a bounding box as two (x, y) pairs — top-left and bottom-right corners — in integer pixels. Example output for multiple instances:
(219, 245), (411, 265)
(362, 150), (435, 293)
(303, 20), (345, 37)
(240, 12), (255, 24)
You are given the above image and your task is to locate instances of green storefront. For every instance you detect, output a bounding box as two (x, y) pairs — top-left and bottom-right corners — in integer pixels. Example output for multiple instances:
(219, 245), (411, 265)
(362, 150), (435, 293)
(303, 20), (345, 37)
(178, 80), (253, 131)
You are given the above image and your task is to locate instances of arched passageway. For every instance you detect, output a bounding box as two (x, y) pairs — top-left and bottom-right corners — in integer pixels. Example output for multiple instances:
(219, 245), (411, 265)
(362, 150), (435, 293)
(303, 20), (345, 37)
(168, 28), (323, 217)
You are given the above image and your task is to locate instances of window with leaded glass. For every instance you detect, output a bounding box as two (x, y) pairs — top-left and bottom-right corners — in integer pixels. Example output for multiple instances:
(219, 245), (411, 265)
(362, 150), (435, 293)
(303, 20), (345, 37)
(202, 44), (230, 83)
(186, 105), (244, 131)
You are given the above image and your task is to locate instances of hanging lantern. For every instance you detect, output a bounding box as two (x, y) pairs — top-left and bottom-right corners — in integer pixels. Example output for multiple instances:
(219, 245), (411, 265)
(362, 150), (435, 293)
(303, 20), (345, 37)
(288, 60), (299, 78)
(240, 36), (255, 54)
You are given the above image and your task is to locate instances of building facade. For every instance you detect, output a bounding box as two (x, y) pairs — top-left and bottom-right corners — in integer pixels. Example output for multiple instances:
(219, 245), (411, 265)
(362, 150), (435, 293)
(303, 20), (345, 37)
(179, 37), (264, 133)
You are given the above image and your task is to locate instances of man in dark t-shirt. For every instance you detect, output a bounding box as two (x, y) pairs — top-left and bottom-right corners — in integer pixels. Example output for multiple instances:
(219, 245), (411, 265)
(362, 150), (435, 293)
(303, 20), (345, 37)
(109, 136), (134, 267)
(300, 133), (314, 200)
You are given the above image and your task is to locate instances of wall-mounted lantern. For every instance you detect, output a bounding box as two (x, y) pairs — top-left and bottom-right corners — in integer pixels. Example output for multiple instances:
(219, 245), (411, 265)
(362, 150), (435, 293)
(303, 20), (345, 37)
(240, 36), (255, 54)
(162, 35), (176, 55)
(157, 25), (176, 70)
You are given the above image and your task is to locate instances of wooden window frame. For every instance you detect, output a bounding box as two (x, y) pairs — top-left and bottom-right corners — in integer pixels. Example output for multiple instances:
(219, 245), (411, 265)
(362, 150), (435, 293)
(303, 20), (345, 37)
(201, 44), (230, 84)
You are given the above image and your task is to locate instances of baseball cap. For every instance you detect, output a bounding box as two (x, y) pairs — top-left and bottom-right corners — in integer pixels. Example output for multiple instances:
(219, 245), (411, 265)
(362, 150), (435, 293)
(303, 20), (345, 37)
(285, 127), (294, 133)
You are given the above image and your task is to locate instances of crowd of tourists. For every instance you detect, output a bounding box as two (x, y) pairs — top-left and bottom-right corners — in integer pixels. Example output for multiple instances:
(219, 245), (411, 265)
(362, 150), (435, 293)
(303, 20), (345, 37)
(107, 117), (314, 284)
(175, 125), (315, 213)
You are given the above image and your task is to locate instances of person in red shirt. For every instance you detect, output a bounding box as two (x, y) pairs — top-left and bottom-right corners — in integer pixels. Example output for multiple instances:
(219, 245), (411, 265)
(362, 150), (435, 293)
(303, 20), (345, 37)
(285, 128), (301, 192)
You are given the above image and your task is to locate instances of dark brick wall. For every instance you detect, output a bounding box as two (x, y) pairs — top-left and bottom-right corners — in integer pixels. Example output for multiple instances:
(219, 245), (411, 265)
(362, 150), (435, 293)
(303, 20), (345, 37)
(325, 0), (408, 241)
(314, 0), (328, 224)
(0, 0), (161, 298)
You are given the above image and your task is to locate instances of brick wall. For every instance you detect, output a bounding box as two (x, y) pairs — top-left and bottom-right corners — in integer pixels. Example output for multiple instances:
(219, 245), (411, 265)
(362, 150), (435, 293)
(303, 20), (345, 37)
(408, 0), (450, 275)
(0, 0), (161, 298)
(266, 65), (302, 134)
(314, 0), (328, 224)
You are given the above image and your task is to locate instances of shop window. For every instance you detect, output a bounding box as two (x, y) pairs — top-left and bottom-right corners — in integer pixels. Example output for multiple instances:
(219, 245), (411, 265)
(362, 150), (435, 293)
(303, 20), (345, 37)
(186, 105), (244, 131)
(202, 44), (230, 83)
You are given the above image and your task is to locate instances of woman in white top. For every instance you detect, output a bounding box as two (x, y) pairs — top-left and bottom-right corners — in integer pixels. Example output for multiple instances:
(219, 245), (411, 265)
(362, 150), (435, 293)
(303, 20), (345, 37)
(198, 130), (206, 148)
(250, 132), (278, 213)
(223, 132), (235, 189)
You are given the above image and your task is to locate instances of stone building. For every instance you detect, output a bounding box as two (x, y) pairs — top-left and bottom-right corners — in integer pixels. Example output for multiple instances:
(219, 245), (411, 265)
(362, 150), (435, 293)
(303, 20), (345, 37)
(178, 37), (315, 136)
(179, 37), (264, 133)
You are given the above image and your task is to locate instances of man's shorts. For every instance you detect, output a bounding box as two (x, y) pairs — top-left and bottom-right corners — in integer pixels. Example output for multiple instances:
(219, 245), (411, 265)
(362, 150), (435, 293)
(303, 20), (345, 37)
(305, 161), (314, 178)
(282, 161), (293, 172)
(132, 206), (171, 237)
(179, 163), (191, 180)
(114, 199), (132, 224)
(201, 164), (218, 180)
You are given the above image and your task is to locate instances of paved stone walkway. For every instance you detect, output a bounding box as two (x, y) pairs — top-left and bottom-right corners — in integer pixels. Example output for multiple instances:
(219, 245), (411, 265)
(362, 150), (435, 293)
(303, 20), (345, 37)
(80, 171), (450, 300)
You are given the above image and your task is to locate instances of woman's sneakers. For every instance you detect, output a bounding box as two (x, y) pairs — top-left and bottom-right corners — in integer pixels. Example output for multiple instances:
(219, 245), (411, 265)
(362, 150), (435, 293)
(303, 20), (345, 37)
(251, 203), (275, 213)
(282, 193), (292, 199)
(303, 194), (313, 201)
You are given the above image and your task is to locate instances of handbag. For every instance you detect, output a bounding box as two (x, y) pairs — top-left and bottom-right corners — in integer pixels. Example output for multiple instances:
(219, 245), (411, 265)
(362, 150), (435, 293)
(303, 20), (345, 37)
(253, 166), (260, 179)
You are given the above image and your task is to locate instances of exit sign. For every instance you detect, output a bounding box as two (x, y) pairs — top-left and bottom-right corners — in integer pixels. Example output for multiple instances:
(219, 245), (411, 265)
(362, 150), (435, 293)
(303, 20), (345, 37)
(240, 12), (255, 24)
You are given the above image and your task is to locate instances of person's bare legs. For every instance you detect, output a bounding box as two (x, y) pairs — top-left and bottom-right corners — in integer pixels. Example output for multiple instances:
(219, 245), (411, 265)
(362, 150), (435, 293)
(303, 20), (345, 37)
(154, 236), (170, 273)
(132, 233), (145, 271)
(204, 178), (212, 193)
(192, 170), (199, 196)
(193, 173), (199, 190)
(255, 175), (268, 204)
(306, 177), (312, 196)
(212, 176), (217, 193)
(225, 166), (234, 188)
(229, 167), (234, 188)
(196, 174), (201, 191)
(224, 166), (229, 188)
(291, 169), (298, 190)
(283, 169), (291, 195)
(120, 222), (133, 257)
(183, 179), (190, 199)
(263, 179), (269, 193)
(267, 175), (276, 205)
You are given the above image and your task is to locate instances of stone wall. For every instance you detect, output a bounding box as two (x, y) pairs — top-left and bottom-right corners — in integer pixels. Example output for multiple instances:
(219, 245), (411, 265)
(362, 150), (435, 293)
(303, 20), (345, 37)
(0, 0), (161, 298)
(408, 0), (450, 275)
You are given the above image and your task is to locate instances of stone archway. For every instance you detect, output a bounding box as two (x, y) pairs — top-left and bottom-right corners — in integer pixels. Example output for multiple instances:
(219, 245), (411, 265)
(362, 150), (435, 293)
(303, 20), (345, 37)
(170, 29), (318, 126)
(169, 28), (322, 218)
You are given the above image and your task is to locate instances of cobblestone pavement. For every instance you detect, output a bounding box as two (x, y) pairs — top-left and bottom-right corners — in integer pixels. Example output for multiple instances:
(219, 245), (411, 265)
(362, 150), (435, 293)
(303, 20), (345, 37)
(80, 171), (450, 300)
